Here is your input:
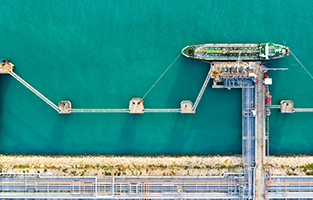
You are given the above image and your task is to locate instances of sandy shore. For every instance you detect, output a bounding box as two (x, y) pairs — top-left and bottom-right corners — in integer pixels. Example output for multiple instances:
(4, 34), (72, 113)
(269, 156), (313, 167)
(1, 155), (312, 177)
(0, 155), (241, 167)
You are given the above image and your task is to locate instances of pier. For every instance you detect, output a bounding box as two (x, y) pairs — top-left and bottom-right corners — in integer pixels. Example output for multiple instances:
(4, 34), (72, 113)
(0, 60), (211, 115)
(0, 59), (13, 73)
(1, 59), (313, 199)
(267, 100), (313, 113)
(208, 61), (313, 199)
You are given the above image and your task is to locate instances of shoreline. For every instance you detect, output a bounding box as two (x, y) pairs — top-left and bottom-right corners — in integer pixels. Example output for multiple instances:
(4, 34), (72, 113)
(1, 155), (313, 177)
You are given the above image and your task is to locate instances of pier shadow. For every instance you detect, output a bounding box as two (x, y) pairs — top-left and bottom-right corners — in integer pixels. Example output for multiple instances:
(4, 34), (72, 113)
(166, 114), (193, 155)
(161, 58), (243, 155)
(116, 115), (139, 155)
(48, 115), (70, 154)
(0, 76), (10, 147)
(0, 76), (19, 153)
(161, 59), (209, 155)
(163, 59), (209, 108)
(268, 111), (288, 154)
(0, 107), (47, 154)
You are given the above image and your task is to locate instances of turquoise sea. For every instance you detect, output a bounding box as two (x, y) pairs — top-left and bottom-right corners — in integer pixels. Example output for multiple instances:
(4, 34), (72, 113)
(0, 0), (312, 155)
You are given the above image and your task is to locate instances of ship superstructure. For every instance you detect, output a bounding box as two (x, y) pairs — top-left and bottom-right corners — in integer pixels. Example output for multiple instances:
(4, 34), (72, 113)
(182, 43), (289, 61)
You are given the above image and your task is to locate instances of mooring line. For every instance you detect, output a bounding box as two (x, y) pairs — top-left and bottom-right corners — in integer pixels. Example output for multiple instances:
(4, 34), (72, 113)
(290, 50), (313, 80)
(142, 53), (181, 100)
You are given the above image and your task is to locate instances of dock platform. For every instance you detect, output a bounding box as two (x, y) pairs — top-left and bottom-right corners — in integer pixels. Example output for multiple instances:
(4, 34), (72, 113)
(129, 98), (144, 113)
(180, 100), (194, 113)
(59, 101), (72, 113)
(280, 100), (294, 113)
(0, 60), (14, 74)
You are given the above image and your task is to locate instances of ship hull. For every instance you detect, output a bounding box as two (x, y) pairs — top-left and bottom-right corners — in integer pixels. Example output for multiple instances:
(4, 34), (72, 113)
(182, 43), (289, 61)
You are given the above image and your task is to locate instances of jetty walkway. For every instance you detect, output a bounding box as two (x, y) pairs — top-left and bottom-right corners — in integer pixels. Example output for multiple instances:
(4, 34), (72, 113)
(192, 72), (211, 112)
(70, 109), (182, 113)
(267, 100), (313, 113)
(8, 71), (60, 112)
(254, 66), (266, 200)
(1, 61), (212, 114)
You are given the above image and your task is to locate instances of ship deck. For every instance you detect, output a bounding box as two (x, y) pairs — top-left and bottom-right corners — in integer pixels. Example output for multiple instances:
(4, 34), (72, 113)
(194, 44), (260, 60)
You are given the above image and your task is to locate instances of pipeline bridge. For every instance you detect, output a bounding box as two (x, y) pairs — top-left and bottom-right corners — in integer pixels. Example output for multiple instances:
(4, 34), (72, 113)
(1, 60), (313, 199)
(1, 174), (313, 199)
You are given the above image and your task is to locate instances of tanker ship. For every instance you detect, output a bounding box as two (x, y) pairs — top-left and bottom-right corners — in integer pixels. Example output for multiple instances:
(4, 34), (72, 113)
(182, 43), (289, 61)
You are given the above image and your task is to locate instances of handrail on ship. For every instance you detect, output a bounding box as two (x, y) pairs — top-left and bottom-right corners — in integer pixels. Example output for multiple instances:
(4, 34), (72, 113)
(8, 70), (59, 112)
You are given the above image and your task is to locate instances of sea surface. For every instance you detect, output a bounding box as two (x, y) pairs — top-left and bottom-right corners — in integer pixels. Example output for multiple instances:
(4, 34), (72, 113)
(0, 0), (312, 155)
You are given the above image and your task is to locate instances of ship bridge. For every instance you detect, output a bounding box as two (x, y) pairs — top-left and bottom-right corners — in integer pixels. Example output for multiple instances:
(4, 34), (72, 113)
(260, 43), (289, 60)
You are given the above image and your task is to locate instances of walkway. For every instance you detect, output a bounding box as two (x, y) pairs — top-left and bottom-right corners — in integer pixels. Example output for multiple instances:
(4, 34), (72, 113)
(267, 105), (313, 112)
(294, 108), (313, 112)
(144, 109), (181, 113)
(192, 71), (211, 112)
(254, 69), (266, 200)
(70, 109), (182, 113)
(8, 71), (59, 112)
(71, 109), (129, 113)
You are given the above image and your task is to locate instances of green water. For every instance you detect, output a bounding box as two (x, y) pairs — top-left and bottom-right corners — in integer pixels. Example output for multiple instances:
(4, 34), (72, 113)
(0, 0), (312, 155)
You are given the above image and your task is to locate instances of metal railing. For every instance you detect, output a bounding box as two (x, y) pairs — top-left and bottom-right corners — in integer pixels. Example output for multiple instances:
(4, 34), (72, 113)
(294, 108), (313, 112)
(241, 80), (255, 199)
(71, 109), (129, 113)
(144, 109), (181, 113)
(0, 174), (242, 199)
